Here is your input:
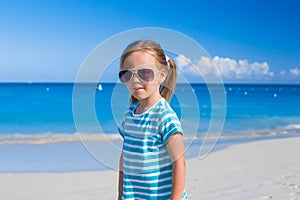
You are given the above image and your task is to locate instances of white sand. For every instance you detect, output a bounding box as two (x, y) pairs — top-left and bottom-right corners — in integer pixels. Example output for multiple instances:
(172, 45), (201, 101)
(187, 137), (300, 199)
(1, 137), (299, 200)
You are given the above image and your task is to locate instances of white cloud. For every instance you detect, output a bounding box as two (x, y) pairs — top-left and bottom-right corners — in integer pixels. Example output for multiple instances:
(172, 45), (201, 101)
(175, 54), (191, 68)
(175, 55), (274, 80)
(214, 56), (274, 79)
(289, 67), (300, 76)
(176, 54), (221, 78)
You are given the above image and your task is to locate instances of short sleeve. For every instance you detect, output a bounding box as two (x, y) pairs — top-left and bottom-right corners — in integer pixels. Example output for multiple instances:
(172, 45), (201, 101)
(159, 110), (183, 145)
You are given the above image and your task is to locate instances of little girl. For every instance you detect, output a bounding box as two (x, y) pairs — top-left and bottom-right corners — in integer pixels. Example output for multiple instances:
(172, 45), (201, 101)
(118, 40), (188, 200)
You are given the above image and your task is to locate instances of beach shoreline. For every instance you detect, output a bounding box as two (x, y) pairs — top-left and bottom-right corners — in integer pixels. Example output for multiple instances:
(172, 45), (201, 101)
(1, 137), (299, 200)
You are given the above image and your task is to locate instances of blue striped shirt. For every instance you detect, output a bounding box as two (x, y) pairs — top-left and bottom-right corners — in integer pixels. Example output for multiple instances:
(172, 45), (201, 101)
(119, 98), (188, 200)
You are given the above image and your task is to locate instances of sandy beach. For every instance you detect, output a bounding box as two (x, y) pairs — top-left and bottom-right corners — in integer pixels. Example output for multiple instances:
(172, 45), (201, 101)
(1, 137), (299, 200)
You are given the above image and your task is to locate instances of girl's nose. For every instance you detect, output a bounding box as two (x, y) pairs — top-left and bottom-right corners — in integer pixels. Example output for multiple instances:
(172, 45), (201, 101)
(131, 72), (141, 83)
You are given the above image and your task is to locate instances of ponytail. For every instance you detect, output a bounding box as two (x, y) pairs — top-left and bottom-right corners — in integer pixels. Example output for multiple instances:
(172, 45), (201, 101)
(160, 57), (177, 103)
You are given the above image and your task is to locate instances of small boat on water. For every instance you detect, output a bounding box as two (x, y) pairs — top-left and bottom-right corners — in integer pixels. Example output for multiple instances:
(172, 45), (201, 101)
(97, 84), (103, 91)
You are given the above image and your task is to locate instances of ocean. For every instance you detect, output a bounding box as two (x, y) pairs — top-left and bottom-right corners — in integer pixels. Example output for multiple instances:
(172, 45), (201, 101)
(0, 83), (300, 172)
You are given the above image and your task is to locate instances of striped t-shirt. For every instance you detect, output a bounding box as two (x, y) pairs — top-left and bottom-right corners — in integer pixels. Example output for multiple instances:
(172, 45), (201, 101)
(118, 98), (188, 200)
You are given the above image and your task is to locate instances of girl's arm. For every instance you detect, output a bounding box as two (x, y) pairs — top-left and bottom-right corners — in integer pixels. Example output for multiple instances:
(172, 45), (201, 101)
(118, 145), (124, 200)
(167, 133), (186, 200)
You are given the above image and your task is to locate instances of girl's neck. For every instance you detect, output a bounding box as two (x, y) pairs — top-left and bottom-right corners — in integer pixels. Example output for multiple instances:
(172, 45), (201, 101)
(135, 94), (162, 115)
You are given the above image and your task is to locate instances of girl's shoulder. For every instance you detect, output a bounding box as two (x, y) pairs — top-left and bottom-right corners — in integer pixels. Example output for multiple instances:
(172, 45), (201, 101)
(153, 98), (177, 117)
(158, 98), (174, 111)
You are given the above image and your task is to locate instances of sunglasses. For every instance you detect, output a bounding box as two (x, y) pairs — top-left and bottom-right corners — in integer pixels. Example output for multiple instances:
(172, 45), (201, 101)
(118, 68), (156, 83)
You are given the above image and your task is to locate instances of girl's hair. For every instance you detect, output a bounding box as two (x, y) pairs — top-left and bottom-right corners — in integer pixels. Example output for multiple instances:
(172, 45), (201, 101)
(120, 40), (177, 104)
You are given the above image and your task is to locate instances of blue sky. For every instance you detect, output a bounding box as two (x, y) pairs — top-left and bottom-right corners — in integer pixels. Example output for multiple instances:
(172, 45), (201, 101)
(0, 0), (299, 83)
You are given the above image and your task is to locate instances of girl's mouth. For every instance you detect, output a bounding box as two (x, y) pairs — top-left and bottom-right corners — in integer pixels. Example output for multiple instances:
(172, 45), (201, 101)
(134, 87), (144, 91)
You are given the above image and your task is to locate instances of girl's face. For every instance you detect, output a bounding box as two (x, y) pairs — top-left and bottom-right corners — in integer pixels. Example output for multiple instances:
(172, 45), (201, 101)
(121, 51), (167, 102)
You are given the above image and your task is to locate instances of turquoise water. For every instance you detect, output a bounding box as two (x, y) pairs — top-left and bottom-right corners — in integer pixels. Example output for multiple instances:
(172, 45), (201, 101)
(0, 83), (299, 172)
(1, 83), (299, 136)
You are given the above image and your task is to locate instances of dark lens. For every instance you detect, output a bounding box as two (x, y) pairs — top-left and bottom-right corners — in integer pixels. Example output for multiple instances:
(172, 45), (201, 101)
(119, 70), (132, 83)
(138, 69), (154, 82)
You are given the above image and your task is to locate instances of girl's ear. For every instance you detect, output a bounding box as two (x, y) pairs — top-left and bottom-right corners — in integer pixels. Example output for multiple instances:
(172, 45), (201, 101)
(159, 70), (168, 83)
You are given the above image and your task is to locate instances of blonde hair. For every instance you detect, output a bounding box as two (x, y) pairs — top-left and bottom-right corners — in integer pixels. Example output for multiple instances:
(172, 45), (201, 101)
(120, 40), (177, 104)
